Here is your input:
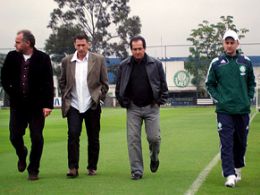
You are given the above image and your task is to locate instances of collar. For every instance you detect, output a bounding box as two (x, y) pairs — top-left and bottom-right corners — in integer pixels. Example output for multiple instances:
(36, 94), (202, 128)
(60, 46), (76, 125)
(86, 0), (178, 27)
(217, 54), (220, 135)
(130, 53), (147, 65)
(71, 51), (89, 62)
(23, 54), (32, 61)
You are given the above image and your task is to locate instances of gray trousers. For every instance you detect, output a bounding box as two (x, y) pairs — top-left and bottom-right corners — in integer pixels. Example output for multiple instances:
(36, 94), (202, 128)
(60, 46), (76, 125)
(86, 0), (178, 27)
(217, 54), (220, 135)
(127, 102), (161, 175)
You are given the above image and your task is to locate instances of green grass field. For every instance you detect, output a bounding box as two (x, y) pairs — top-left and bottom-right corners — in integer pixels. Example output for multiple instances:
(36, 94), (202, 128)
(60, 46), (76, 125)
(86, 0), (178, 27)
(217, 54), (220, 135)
(0, 107), (259, 194)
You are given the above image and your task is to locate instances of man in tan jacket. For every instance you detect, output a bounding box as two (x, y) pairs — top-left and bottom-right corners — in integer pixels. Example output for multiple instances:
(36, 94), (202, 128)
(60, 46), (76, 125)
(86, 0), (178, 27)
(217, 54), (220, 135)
(59, 34), (109, 178)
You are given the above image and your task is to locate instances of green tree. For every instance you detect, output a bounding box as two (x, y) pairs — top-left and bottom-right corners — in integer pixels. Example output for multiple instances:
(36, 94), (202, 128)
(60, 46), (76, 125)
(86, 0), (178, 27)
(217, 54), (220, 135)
(185, 16), (249, 97)
(45, 24), (82, 62)
(46, 0), (141, 59)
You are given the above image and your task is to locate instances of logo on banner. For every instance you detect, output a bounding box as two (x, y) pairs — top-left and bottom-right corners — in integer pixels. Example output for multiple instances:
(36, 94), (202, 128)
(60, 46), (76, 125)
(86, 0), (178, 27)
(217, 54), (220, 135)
(173, 70), (190, 88)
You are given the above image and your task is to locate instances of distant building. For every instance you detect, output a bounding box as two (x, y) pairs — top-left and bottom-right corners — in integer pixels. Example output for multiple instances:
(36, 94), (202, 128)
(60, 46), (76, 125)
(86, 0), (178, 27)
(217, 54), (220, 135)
(106, 56), (260, 106)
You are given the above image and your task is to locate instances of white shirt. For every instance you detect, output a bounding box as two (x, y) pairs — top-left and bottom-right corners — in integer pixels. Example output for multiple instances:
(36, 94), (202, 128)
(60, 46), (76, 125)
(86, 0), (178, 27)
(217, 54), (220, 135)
(23, 54), (31, 61)
(70, 51), (92, 113)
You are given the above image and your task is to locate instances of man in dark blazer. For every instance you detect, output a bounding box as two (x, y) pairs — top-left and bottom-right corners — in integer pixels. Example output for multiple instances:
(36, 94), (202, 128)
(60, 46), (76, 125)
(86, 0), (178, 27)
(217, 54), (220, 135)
(59, 34), (109, 178)
(1, 30), (54, 181)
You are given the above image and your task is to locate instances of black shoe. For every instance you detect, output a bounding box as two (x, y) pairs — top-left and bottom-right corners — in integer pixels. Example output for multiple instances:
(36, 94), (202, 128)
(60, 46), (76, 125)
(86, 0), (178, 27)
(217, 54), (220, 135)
(28, 172), (39, 181)
(131, 173), (142, 180)
(18, 147), (28, 172)
(150, 160), (159, 173)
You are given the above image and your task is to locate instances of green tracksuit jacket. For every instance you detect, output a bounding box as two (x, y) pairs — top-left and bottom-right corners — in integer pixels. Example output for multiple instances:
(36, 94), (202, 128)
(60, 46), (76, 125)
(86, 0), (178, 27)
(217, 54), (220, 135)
(205, 52), (256, 114)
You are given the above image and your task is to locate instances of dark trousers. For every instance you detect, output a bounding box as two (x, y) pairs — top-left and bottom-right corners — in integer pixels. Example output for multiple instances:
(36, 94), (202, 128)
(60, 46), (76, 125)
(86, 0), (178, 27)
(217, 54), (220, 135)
(9, 107), (45, 174)
(217, 113), (249, 177)
(67, 106), (101, 170)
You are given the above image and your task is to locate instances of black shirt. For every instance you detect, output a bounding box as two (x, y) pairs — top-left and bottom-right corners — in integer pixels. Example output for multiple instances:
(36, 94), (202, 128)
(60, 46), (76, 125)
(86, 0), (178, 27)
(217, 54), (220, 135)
(126, 55), (153, 107)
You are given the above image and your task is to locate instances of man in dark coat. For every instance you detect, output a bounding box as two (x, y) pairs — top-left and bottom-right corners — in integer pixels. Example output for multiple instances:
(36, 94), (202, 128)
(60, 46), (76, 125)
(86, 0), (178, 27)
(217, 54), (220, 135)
(1, 30), (54, 181)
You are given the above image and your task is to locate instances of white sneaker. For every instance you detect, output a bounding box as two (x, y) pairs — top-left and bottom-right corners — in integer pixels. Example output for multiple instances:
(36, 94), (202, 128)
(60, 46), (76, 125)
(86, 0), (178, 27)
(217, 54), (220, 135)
(225, 175), (236, 187)
(235, 168), (242, 182)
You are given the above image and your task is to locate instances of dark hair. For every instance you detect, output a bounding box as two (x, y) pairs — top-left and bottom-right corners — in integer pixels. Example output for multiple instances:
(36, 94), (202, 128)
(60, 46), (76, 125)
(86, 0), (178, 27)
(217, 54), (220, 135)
(17, 30), (35, 47)
(130, 35), (146, 49)
(74, 33), (89, 42)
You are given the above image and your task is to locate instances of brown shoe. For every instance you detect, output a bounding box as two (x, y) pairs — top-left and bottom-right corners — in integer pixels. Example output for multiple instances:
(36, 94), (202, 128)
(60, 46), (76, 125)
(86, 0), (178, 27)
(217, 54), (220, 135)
(88, 169), (96, 176)
(18, 147), (28, 172)
(66, 168), (78, 178)
(28, 173), (39, 181)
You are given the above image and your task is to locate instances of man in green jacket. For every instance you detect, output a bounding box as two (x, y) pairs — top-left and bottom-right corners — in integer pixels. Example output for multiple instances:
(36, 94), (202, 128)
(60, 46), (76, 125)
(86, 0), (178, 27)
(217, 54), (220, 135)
(205, 30), (256, 187)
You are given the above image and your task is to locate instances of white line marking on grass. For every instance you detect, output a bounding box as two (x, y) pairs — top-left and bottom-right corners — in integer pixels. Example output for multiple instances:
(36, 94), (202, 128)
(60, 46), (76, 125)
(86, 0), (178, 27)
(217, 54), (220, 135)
(184, 111), (257, 195)
(250, 111), (257, 123)
(184, 153), (220, 195)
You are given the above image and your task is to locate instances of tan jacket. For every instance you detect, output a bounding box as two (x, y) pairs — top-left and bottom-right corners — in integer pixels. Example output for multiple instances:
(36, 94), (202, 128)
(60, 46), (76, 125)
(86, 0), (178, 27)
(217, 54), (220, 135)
(59, 52), (109, 117)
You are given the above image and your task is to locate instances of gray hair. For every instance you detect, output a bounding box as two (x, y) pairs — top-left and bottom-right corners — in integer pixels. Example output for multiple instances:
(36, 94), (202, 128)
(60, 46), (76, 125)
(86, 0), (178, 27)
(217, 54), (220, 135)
(17, 29), (35, 47)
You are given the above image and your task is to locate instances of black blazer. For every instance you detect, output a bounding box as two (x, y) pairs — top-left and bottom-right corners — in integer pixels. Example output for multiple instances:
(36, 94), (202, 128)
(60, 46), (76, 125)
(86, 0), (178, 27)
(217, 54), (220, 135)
(1, 48), (54, 109)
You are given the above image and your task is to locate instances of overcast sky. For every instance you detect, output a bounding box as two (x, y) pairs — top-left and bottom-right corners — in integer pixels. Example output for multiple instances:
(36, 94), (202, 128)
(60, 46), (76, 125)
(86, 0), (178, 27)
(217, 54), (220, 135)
(1, 0), (260, 57)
